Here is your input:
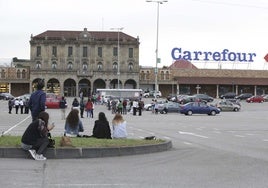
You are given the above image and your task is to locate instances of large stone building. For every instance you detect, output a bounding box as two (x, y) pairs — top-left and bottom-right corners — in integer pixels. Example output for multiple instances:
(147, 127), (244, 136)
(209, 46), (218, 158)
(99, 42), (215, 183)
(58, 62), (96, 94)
(27, 28), (140, 97)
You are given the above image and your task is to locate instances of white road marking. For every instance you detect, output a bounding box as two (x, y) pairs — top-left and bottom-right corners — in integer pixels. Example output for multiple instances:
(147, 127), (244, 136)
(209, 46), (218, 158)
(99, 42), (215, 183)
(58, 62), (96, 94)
(234, 135), (245, 138)
(263, 139), (268, 142)
(178, 131), (209, 139)
(183, 142), (193, 145)
(1, 115), (30, 136)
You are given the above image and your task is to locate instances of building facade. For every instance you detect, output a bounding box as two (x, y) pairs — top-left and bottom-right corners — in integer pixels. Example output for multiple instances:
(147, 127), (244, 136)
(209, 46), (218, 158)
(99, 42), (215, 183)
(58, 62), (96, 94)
(28, 28), (140, 97)
(0, 60), (30, 97)
(1, 29), (268, 99)
(140, 60), (268, 98)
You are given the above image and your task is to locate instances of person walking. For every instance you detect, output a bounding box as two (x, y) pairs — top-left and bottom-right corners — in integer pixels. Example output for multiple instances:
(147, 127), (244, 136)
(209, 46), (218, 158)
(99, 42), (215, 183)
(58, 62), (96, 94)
(117, 100), (123, 114)
(112, 113), (127, 139)
(24, 98), (30, 114)
(122, 99), (127, 114)
(8, 98), (13, 114)
(59, 96), (67, 120)
(14, 98), (20, 114)
(154, 100), (159, 114)
(132, 99), (138, 116)
(80, 99), (85, 118)
(29, 79), (46, 122)
(19, 98), (24, 114)
(85, 98), (94, 118)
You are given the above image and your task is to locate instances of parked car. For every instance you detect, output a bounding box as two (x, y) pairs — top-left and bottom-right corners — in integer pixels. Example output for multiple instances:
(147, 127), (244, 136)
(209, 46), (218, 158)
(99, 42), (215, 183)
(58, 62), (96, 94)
(159, 101), (181, 114)
(246, 95), (264, 103)
(45, 93), (62, 108)
(261, 94), (268, 102)
(17, 93), (31, 103)
(143, 91), (162, 98)
(213, 100), (241, 112)
(178, 95), (199, 104)
(180, 102), (220, 116)
(220, 92), (237, 99)
(192, 94), (214, 102)
(144, 103), (152, 111)
(235, 93), (253, 100)
(0, 93), (14, 100)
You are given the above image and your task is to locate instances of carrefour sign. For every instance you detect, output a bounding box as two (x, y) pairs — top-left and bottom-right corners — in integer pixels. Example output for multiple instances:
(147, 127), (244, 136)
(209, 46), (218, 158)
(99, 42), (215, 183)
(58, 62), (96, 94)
(171, 48), (256, 62)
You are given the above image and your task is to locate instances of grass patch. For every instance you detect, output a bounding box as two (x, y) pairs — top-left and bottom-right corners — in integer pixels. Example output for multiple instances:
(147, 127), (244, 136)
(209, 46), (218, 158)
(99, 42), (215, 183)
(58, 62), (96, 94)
(0, 135), (165, 148)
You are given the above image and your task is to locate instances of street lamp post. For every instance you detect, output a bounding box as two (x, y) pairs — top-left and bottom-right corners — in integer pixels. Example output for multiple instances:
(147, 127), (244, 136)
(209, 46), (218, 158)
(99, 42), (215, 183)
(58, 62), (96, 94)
(111, 27), (124, 89)
(146, 0), (167, 98)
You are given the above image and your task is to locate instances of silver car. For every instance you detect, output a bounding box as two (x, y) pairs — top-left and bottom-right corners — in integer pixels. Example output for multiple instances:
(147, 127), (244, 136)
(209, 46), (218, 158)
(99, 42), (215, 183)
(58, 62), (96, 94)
(214, 100), (241, 112)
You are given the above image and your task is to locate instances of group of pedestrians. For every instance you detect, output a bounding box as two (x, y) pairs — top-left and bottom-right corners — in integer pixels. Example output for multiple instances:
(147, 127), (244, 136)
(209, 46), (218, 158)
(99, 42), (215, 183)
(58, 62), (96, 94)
(8, 98), (30, 114)
(20, 81), (128, 160)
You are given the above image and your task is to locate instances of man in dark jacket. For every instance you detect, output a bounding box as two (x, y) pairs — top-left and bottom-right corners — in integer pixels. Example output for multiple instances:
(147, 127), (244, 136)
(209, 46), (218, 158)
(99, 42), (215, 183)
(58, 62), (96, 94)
(29, 79), (46, 122)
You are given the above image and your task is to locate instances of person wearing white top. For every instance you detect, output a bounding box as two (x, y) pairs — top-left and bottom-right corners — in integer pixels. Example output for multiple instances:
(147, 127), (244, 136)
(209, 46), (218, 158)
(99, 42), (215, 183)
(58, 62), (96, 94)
(112, 114), (127, 139)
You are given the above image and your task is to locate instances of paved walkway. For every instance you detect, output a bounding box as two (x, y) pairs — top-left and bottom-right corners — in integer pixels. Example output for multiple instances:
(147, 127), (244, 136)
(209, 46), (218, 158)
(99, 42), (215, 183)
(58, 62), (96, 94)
(0, 97), (172, 159)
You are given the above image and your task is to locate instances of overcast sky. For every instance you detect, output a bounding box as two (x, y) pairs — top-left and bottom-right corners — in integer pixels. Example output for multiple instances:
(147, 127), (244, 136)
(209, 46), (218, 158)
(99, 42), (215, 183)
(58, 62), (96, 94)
(0, 0), (267, 69)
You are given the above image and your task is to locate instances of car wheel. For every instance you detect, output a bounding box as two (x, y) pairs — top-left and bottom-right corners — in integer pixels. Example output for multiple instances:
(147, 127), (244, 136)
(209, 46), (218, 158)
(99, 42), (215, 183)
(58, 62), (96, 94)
(234, 108), (238, 112)
(187, 110), (193, 116)
(210, 110), (216, 116)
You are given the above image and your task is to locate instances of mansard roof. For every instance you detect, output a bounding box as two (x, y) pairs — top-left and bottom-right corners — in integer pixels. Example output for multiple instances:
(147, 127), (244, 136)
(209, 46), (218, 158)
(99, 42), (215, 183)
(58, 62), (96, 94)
(31, 29), (138, 42)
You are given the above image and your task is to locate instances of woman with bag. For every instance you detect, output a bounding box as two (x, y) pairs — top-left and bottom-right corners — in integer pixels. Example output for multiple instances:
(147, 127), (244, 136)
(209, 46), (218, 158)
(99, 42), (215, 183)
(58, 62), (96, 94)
(21, 111), (55, 160)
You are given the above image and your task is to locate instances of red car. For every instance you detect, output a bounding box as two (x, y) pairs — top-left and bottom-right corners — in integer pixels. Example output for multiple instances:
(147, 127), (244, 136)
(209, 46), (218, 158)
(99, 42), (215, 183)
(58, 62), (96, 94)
(246, 95), (264, 103)
(45, 93), (61, 108)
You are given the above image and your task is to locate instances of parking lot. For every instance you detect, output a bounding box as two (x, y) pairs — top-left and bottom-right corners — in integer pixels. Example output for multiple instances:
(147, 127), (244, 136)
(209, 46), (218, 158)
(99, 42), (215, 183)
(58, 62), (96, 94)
(1, 97), (268, 187)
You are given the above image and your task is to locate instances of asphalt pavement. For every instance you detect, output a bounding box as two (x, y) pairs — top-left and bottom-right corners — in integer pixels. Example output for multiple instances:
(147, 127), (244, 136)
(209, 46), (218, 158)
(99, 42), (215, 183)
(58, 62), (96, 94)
(1, 98), (268, 188)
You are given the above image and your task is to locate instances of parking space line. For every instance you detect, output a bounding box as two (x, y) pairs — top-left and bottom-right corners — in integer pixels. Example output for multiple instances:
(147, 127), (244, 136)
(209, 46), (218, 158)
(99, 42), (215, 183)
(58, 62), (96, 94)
(178, 131), (209, 139)
(1, 115), (31, 136)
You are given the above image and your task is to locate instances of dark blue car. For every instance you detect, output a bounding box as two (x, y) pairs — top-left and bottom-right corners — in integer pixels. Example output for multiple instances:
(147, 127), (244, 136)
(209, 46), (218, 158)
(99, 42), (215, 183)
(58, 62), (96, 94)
(180, 102), (220, 116)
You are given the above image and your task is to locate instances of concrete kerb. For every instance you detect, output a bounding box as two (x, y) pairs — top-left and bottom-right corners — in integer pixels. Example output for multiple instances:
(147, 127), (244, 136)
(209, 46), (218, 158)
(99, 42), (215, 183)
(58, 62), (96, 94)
(0, 140), (172, 159)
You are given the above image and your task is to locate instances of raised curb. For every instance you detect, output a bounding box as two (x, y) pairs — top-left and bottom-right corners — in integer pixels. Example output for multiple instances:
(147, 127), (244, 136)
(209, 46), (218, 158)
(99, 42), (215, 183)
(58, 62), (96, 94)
(0, 140), (172, 159)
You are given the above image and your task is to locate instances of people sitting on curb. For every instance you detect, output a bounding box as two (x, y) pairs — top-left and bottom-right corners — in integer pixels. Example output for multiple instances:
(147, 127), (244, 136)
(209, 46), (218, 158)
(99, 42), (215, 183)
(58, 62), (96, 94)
(112, 113), (127, 139)
(64, 109), (84, 137)
(21, 111), (55, 161)
(91, 112), (111, 139)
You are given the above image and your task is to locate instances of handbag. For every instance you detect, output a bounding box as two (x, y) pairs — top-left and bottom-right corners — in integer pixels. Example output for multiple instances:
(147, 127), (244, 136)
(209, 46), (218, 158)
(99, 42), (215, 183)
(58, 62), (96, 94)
(47, 132), (55, 148)
(60, 136), (72, 147)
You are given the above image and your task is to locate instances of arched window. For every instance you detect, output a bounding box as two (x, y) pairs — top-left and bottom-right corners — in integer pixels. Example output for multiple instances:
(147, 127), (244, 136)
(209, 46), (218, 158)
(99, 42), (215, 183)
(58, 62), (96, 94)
(140, 71), (145, 80)
(17, 70), (21, 79)
(166, 71), (170, 80)
(22, 69), (26, 79)
(67, 62), (73, 70)
(82, 62), (88, 70)
(97, 62), (103, 71)
(146, 71), (150, 80)
(112, 62), (118, 70)
(36, 61), (41, 69)
(128, 62), (134, 71)
(52, 61), (57, 69)
(1, 69), (6, 78)
(160, 71), (164, 80)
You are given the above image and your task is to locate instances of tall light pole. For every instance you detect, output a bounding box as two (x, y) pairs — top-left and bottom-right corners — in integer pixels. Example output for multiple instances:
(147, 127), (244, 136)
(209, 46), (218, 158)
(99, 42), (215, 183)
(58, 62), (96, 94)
(146, 0), (167, 97)
(111, 27), (124, 89)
